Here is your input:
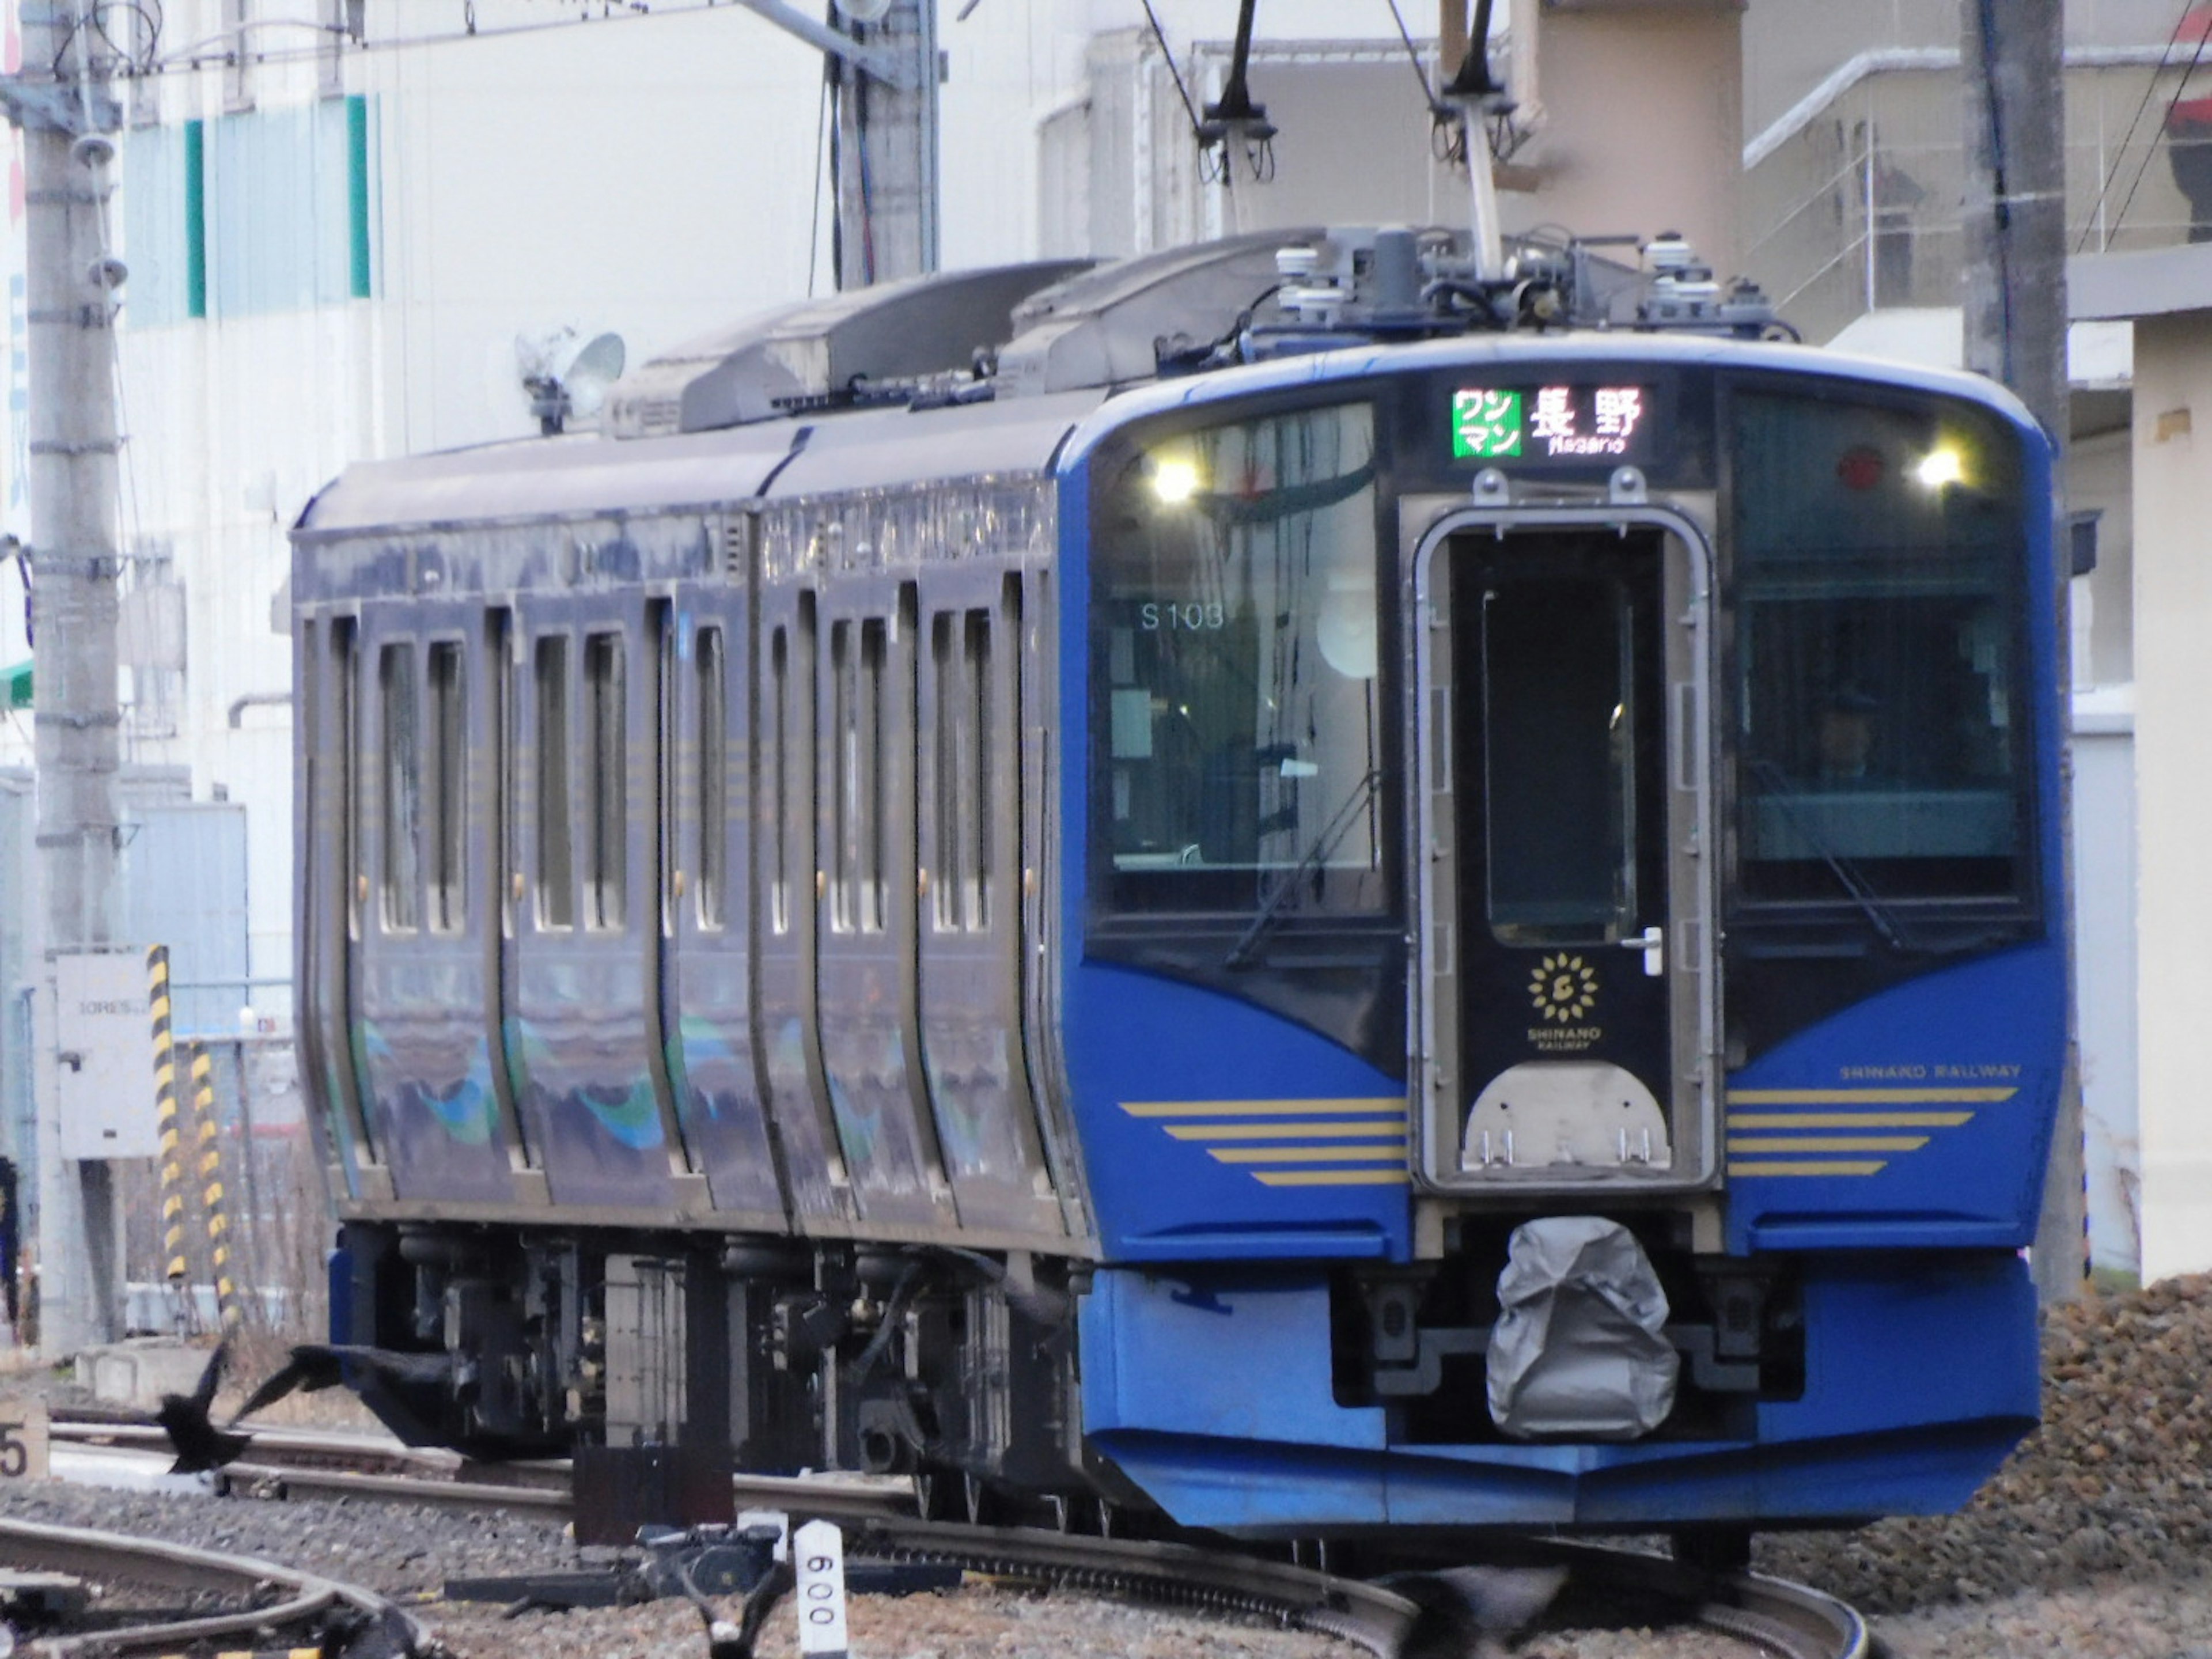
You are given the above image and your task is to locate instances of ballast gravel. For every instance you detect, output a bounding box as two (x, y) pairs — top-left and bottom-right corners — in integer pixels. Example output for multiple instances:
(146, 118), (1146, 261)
(8, 1275), (2212, 1657)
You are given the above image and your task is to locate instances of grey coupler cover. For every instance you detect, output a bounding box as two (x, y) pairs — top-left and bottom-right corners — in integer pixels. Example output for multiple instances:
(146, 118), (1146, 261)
(1485, 1215), (1680, 1440)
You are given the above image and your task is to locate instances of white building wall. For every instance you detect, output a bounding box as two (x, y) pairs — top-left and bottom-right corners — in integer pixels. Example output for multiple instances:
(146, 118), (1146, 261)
(0, 0), (1094, 1016)
(2130, 309), (2212, 1281)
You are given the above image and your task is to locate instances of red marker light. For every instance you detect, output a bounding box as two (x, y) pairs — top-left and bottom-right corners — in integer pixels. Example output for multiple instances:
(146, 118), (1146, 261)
(1836, 445), (1885, 491)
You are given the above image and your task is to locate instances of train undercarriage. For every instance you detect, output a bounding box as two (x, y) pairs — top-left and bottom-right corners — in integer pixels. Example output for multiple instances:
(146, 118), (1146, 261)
(335, 1221), (1094, 1516)
(335, 1213), (1809, 1533)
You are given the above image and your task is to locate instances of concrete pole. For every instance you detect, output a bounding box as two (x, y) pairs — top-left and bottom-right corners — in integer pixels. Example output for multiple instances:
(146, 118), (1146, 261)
(1960, 0), (2081, 1304)
(7, 9), (127, 1350)
(833, 0), (937, 288)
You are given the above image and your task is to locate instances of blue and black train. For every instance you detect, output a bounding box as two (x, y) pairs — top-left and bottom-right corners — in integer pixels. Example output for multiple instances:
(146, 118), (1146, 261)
(291, 227), (2065, 1547)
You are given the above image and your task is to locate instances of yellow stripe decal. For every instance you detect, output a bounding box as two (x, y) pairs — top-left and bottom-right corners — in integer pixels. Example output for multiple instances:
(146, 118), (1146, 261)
(1167, 1120), (1408, 1141)
(1725, 1135), (1930, 1153)
(1728, 1160), (1889, 1177)
(1123, 1097), (1405, 1118)
(1725, 1087), (2016, 1105)
(1726, 1112), (1973, 1129)
(1209, 1144), (1407, 1164)
(1254, 1169), (1411, 1187)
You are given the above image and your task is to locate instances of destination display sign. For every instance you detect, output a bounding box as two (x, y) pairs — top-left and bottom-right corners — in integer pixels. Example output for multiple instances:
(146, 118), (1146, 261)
(1451, 384), (1651, 462)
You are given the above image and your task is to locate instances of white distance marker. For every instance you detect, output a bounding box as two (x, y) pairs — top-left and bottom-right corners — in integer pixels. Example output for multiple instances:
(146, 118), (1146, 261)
(794, 1517), (852, 1659)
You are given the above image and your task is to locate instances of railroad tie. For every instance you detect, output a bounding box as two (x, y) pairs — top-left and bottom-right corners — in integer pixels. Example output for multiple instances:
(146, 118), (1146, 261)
(186, 1041), (245, 1332)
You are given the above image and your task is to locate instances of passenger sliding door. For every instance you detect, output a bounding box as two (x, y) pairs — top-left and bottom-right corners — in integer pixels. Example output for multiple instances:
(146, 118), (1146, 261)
(753, 543), (855, 1228)
(353, 610), (522, 1202)
(299, 615), (381, 1196)
(509, 595), (688, 1207)
(915, 576), (1063, 1241)
(813, 580), (957, 1231)
(664, 551), (789, 1225)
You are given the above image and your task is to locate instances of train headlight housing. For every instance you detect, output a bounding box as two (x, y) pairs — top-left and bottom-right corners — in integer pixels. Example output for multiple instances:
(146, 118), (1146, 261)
(1150, 457), (1202, 506)
(1914, 445), (1965, 490)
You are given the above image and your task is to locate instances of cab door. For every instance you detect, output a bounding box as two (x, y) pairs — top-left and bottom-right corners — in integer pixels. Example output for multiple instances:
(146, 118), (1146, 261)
(1412, 510), (1718, 1191)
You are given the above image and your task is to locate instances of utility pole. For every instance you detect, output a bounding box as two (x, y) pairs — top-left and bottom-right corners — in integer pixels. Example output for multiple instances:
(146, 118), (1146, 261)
(829, 0), (937, 287)
(2, 6), (128, 1351)
(734, 0), (938, 289)
(1961, 0), (2080, 1304)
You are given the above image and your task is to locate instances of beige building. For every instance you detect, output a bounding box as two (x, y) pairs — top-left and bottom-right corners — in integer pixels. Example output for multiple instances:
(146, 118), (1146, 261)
(2070, 244), (2212, 1282)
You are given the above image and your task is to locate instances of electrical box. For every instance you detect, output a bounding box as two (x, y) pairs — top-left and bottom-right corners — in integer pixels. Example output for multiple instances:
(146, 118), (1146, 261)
(56, 950), (159, 1160)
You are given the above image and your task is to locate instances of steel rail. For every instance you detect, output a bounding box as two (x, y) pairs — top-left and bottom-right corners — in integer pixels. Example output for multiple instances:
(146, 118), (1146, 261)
(43, 1419), (1863, 1657)
(0, 1515), (435, 1657)
(50, 1418), (911, 1519)
(844, 1513), (1422, 1657)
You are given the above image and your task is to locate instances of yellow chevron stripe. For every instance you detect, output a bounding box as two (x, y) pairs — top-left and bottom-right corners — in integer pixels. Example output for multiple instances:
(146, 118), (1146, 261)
(1726, 1112), (1972, 1129)
(1168, 1120), (1408, 1141)
(1209, 1144), (1407, 1164)
(1253, 1169), (1410, 1186)
(1728, 1160), (1888, 1176)
(1726, 1135), (1929, 1153)
(1725, 1087), (2015, 1105)
(1123, 1097), (1405, 1118)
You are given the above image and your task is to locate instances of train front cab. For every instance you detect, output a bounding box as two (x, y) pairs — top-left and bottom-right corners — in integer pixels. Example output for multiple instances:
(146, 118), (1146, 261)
(1064, 349), (2061, 1537)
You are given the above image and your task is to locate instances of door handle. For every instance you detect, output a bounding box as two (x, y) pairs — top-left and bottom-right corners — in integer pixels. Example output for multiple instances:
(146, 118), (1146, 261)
(1620, 925), (1664, 976)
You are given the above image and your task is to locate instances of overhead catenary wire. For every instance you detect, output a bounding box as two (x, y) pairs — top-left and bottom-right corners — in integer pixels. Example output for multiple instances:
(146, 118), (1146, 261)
(1381, 0), (1446, 120)
(8, 0), (808, 86)
(1138, 0), (1205, 152)
(2075, 0), (2202, 251)
(2108, 5), (2212, 243)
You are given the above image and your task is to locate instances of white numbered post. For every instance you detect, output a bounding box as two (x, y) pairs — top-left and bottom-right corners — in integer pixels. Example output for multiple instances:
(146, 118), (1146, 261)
(0, 1399), (49, 1482)
(794, 1517), (851, 1659)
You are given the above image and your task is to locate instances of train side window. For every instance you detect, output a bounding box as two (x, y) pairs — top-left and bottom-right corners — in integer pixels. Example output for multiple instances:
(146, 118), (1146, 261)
(585, 630), (627, 930)
(655, 604), (677, 938)
(696, 626), (726, 930)
(490, 609), (514, 940)
(929, 608), (995, 933)
(967, 607), (993, 931)
(426, 641), (466, 933)
(379, 641), (421, 933)
(770, 624), (790, 935)
(535, 635), (575, 930)
(930, 612), (963, 933)
(859, 618), (888, 933)
(336, 618), (361, 942)
(830, 620), (853, 931)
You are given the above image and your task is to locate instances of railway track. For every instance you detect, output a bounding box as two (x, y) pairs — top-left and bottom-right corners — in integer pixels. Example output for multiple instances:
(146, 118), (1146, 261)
(37, 1415), (1867, 1659)
(0, 1514), (438, 1656)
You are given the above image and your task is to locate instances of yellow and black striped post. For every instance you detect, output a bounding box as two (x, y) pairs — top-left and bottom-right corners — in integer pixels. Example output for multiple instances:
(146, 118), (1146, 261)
(187, 1041), (246, 1332)
(147, 945), (198, 1330)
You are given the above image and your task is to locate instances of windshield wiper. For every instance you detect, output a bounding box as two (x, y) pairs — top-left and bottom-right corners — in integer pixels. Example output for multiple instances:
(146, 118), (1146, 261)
(1747, 758), (1913, 950)
(1223, 768), (1382, 969)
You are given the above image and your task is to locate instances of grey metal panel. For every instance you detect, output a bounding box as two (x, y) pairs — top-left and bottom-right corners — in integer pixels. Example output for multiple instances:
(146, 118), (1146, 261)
(996, 230), (1322, 397)
(763, 391), (1106, 499)
(296, 424), (799, 538)
(120, 802), (248, 1040)
(604, 260), (1096, 440)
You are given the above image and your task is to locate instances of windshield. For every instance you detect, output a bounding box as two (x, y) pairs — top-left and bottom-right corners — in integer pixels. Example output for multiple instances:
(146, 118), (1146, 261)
(1730, 386), (2032, 909)
(1090, 399), (1388, 922)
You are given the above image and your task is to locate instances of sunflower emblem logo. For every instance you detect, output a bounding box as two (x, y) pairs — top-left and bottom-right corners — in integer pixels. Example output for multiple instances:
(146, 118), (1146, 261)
(1529, 954), (1599, 1022)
